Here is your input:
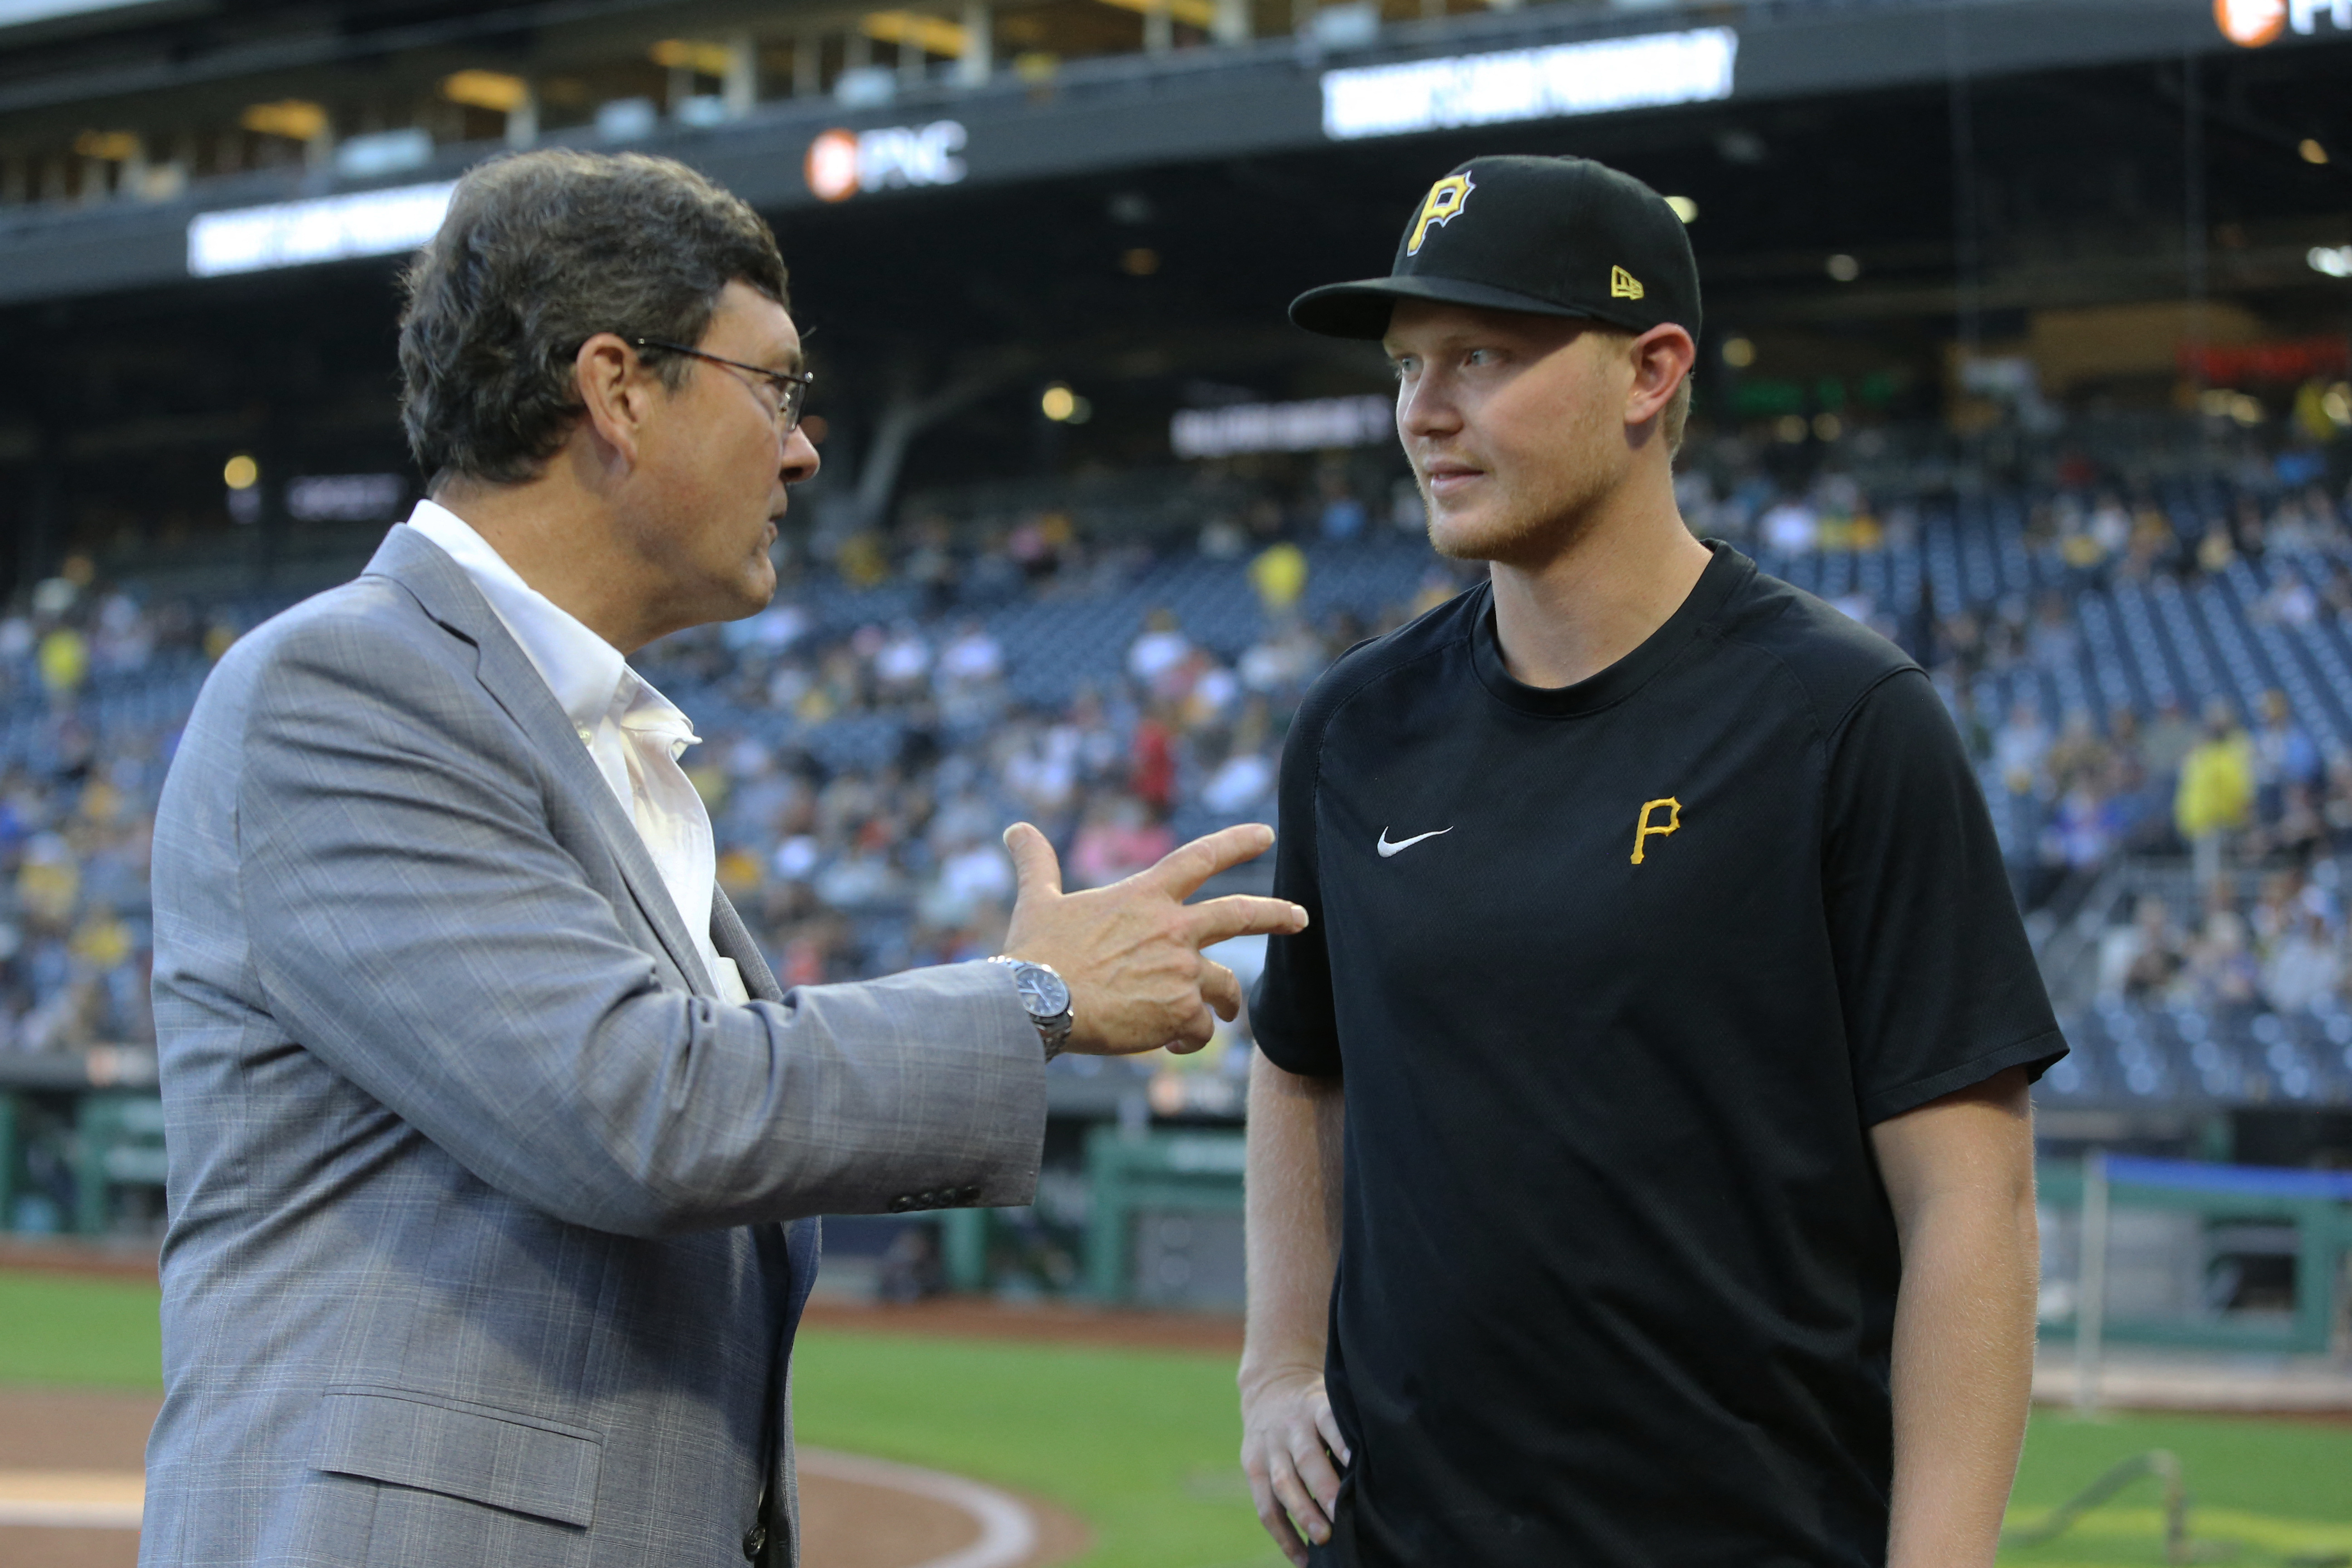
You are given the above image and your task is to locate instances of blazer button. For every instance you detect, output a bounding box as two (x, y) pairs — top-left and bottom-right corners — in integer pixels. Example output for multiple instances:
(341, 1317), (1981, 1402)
(742, 1521), (767, 1559)
(888, 1195), (913, 1214)
(959, 1185), (981, 1203)
(918, 1190), (939, 1208)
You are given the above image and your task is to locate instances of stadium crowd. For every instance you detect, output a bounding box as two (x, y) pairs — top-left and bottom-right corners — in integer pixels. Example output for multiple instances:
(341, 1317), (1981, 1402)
(0, 426), (2347, 1065)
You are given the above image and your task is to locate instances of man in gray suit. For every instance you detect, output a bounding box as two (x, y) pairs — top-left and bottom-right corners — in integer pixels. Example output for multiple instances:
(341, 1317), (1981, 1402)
(143, 148), (1305, 1568)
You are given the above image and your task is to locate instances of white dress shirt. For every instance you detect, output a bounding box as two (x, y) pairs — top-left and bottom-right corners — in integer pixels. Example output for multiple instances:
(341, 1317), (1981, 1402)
(404, 501), (749, 1003)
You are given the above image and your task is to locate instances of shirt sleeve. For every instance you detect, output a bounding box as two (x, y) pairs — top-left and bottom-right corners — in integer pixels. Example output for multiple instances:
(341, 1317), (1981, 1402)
(1248, 691), (1343, 1078)
(1822, 669), (2068, 1124)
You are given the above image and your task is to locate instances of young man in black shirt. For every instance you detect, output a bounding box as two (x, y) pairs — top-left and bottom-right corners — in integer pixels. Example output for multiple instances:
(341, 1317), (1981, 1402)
(1240, 155), (2065, 1568)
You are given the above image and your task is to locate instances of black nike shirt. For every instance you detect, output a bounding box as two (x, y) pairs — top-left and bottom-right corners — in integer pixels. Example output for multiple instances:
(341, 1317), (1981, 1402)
(1250, 544), (2064, 1568)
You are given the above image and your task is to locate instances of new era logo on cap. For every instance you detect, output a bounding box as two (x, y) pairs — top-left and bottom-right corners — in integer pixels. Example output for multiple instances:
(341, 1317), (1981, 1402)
(1288, 154), (1701, 343)
(1406, 172), (1475, 256)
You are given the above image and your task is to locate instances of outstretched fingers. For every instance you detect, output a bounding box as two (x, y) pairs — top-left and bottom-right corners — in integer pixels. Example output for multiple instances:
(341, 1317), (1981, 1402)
(1142, 822), (1276, 901)
(1002, 821), (1064, 901)
(1186, 893), (1309, 947)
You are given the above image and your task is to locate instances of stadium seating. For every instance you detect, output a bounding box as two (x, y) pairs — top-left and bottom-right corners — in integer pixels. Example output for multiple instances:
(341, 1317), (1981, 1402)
(0, 438), (2346, 1123)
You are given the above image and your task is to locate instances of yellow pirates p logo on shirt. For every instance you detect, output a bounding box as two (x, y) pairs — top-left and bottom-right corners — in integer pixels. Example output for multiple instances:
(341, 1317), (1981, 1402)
(1406, 172), (1476, 255)
(1631, 797), (1681, 864)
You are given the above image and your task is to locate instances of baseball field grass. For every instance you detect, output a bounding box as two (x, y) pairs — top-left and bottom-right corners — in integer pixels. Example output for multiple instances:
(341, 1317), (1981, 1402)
(4, 1265), (2348, 1567)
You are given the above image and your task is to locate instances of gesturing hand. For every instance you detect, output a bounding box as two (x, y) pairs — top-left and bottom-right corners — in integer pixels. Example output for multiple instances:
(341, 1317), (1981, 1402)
(1240, 1367), (1350, 1565)
(998, 820), (1307, 1055)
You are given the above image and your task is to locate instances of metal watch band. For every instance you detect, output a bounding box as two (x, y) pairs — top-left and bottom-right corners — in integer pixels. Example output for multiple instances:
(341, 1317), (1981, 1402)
(987, 955), (1073, 1059)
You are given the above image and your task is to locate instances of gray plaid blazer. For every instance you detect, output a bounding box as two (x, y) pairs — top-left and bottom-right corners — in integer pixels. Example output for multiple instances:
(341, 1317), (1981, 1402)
(141, 524), (1046, 1567)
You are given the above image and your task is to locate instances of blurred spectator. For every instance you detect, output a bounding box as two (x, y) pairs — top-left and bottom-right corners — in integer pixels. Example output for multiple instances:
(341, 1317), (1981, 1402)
(2176, 701), (2255, 891)
(2097, 894), (2182, 1001)
(1069, 795), (1173, 889)
(1993, 701), (2051, 793)
(1127, 609), (1191, 689)
(1250, 540), (1309, 617)
(10, 423), (2352, 1076)
(2250, 688), (2320, 827)
(37, 627), (88, 698)
(2263, 909), (2342, 1013)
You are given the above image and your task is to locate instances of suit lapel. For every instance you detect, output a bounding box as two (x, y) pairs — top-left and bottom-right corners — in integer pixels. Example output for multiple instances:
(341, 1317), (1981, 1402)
(362, 524), (718, 996)
(710, 888), (783, 1002)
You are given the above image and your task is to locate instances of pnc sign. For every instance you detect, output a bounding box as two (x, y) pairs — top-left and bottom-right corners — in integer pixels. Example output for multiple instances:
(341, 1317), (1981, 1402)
(804, 121), (969, 202)
(2215, 0), (2350, 46)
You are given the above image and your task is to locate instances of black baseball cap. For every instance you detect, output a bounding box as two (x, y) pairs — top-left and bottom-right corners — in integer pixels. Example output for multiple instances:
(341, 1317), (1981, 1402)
(1289, 155), (1701, 343)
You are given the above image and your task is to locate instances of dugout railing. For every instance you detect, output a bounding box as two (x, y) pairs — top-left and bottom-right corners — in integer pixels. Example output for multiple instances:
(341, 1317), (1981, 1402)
(2039, 1154), (2352, 1357)
(1082, 1125), (1246, 1303)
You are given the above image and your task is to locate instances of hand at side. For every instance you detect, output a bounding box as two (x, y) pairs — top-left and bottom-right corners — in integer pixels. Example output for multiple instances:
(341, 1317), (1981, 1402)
(1240, 1367), (1349, 1566)
(998, 820), (1306, 1055)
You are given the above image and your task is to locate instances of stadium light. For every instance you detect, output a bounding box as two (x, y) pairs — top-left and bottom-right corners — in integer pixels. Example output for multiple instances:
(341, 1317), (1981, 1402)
(240, 100), (328, 142)
(1096, 0), (1219, 30)
(442, 71), (530, 114)
(1319, 27), (1736, 142)
(187, 181), (457, 278)
(2310, 245), (2352, 278)
(1720, 337), (1756, 368)
(72, 130), (139, 162)
(2301, 138), (2330, 164)
(222, 455), (259, 490)
(650, 39), (736, 76)
(1665, 196), (1698, 223)
(1826, 253), (1860, 282)
(1041, 384), (1079, 421)
(862, 11), (972, 56)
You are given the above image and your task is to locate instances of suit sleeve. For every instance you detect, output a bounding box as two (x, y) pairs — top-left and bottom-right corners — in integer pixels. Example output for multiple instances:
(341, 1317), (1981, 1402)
(229, 616), (1046, 1234)
(1249, 683), (1343, 1078)
(1821, 669), (2068, 1124)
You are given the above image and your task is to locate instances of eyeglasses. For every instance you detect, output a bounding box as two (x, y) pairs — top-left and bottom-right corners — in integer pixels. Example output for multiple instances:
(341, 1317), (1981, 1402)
(628, 337), (814, 434)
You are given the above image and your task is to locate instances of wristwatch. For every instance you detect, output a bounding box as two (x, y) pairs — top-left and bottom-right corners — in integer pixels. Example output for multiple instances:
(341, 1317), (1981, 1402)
(989, 956), (1074, 1059)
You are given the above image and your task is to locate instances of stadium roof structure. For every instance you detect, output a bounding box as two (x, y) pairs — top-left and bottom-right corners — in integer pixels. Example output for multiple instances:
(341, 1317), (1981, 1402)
(0, 0), (2345, 307)
(0, 0), (2347, 593)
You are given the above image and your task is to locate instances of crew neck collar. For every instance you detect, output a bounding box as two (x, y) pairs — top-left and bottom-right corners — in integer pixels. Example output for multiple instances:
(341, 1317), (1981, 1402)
(1470, 542), (1751, 718)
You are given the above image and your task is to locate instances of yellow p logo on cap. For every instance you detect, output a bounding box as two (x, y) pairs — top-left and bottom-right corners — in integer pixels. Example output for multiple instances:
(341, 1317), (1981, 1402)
(1406, 173), (1475, 256)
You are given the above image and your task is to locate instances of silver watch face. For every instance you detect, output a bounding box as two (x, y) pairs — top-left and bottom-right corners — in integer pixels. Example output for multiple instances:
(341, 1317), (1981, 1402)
(1014, 964), (1071, 1020)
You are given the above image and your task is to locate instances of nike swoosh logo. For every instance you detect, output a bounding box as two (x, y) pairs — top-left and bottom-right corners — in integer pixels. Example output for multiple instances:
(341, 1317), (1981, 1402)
(1377, 826), (1453, 858)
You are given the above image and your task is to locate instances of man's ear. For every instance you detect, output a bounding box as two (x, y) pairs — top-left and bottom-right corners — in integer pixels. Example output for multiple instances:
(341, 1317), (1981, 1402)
(1625, 324), (1695, 428)
(573, 333), (656, 466)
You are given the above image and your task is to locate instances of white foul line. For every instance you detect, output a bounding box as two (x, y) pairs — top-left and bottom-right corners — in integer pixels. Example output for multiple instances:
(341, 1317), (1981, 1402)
(797, 1447), (1041, 1568)
(0, 1470), (144, 1529)
(0, 1452), (1045, 1565)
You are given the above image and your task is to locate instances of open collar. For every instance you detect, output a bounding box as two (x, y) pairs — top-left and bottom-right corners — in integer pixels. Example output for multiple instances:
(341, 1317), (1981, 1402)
(359, 523), (718, 996)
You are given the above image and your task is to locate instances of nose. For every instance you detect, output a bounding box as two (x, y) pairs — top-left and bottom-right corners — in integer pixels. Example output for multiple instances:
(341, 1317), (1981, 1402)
(780, 424), (820, 484)
(1396, 370), (1460, 443)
